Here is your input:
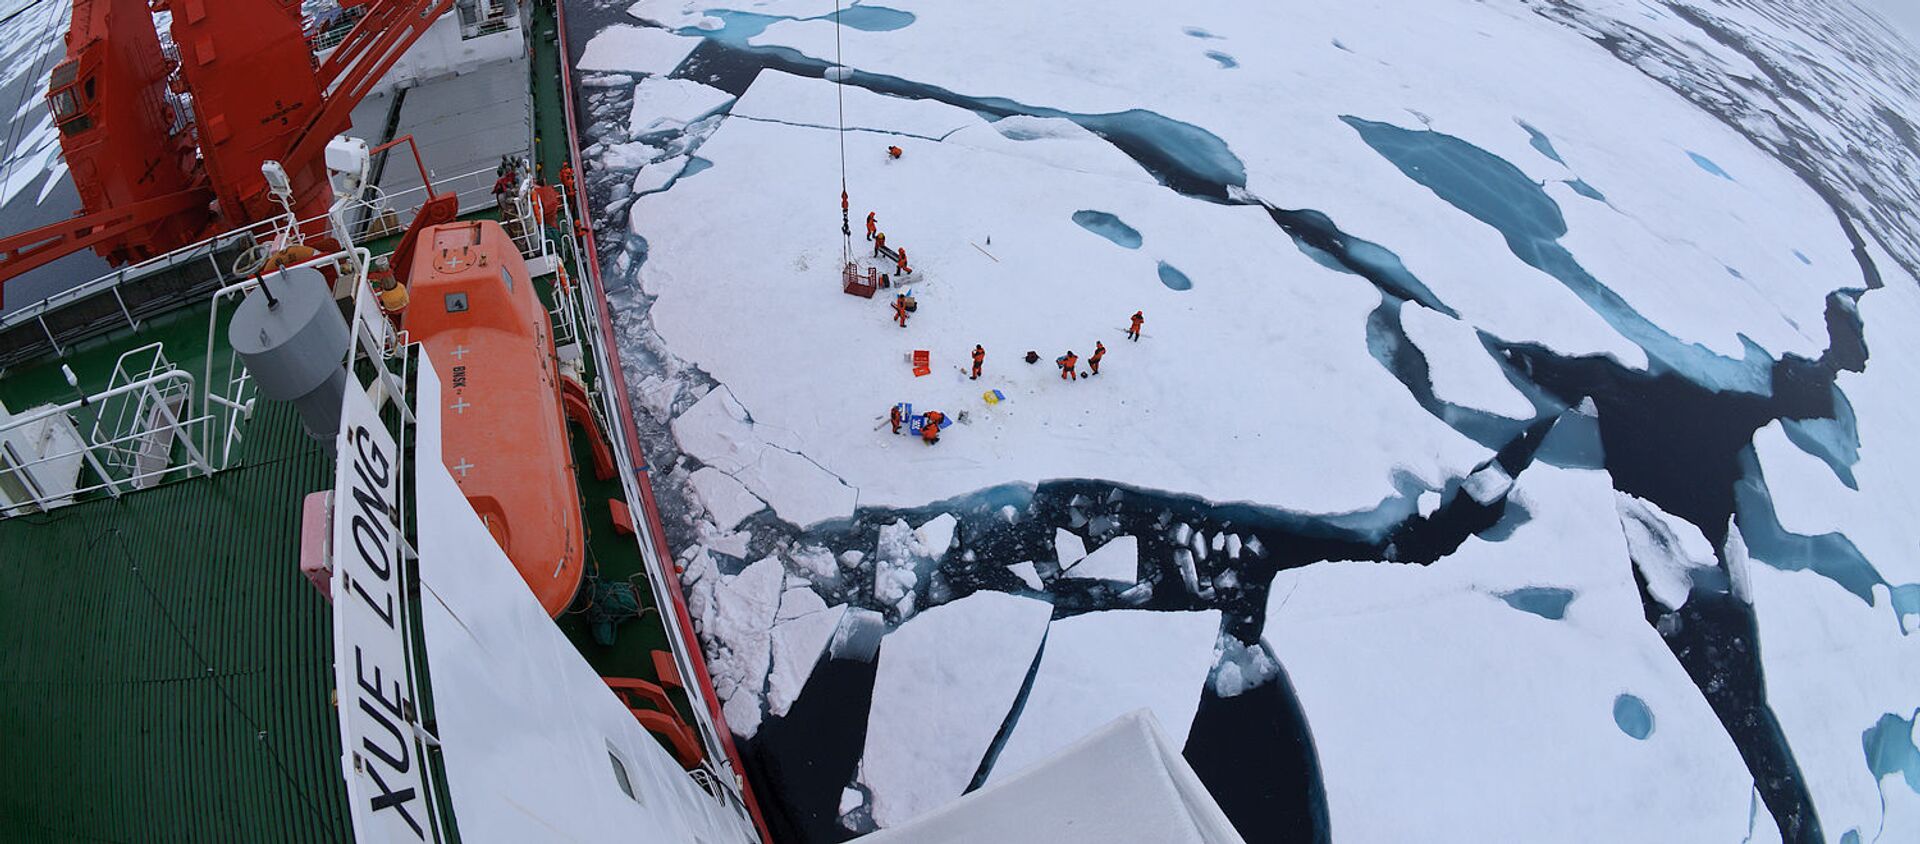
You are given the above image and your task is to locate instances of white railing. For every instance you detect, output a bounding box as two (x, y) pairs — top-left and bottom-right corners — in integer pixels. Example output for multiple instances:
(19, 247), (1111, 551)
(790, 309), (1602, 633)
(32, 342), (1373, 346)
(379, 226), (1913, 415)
(0, 369), (213, 517)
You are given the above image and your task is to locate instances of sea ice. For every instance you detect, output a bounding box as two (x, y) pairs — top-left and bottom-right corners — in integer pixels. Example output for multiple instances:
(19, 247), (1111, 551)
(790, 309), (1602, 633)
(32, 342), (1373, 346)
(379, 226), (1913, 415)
(1061, 535), (1138, 584)
(702, 555), (784, 738)
(1007, 561), (1043, 590)
(628, 77), (735, 137)
(857, 591), (1053, 829)
(1614, 491), (1718, 611)
(687, 466), (765, 531)
(1267, 457), (1770, 841)
(989, 609), (1221, 782)
(1460, 462), (1514, 505)
(1053, 528), (1087, 569)
(1746, 565), (1920, 844)
(767, 605), (849, 717)
(577, 24), (702, 77)
(1399, 303), (1535, 421)
(636, 70), (1488, 525)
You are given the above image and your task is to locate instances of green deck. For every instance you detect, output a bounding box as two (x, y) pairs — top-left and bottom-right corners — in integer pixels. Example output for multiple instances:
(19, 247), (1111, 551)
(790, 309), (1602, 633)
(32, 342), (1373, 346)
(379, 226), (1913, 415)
(0, 399), (349, 842)
(0, 4), (700, 839)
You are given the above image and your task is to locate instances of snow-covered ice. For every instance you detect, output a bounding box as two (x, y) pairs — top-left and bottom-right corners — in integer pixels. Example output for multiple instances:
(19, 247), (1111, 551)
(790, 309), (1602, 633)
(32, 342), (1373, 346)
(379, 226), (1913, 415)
(669, 388), (857, 527)
(1460, 462), (1514, 505)
(767, 604), (847, 718)
(1266, 458), (1771, 841)
(1399, 303), (1535, 421)
(1614, 491), (1718, 611)
(638, 70), (1488, 525)
(686, 466), (765, 531)
(1052, 528), (1087, 570)
(628, 77), (735, 137)
(702, 555), (784, 738)
(989, 609), (1220, 783)
(1060, 535), (1138, 584)
(1006, 561), (1042, 591)
(1746, 565), (1920, 844)
(857, 591), (1053, 829)
(576, 24), (701, 76)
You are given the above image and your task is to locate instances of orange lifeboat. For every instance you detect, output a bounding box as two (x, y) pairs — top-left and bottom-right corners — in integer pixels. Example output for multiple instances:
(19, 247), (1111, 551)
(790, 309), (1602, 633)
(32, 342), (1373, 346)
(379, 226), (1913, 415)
(402, 220), (584, 617)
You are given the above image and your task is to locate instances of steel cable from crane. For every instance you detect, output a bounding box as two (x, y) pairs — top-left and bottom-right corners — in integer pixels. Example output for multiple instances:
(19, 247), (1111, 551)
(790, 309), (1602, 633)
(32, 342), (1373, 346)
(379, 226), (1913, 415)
(833, 0), (850, 265)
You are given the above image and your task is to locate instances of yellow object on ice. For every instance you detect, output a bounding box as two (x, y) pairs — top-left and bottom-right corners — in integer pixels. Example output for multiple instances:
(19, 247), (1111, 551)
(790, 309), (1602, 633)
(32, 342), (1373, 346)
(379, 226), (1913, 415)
(982, 389), (1005, 405)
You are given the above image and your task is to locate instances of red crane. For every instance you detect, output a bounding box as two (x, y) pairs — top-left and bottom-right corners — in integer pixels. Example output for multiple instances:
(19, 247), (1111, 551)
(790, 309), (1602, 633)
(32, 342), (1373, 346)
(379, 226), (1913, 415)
(0, 0), (454, 299)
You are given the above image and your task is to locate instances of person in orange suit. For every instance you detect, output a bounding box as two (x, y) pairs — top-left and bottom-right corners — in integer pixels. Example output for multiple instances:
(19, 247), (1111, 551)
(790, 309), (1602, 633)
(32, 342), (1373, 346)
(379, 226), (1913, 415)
(532, 178), (561, 227)
(1058, 351), (1079, 381)
(890, 404), (903, 435)
(970, 345), (985, 380)
(559, 160), (577, 198)
(1127, 310), (1144, 341)
(866, 212), (878, 241)
(895, 246), (910, 276)
(893, 293), (910, 327)
(888, 145), (904, 160)
(873, 231), (887, 258)
(1089, 341), (1106, 375)
(921, 410), (944, 445)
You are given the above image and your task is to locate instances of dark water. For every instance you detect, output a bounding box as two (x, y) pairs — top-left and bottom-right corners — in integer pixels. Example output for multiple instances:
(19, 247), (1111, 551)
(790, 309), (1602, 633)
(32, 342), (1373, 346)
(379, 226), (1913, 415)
(560, 16), (1887, 843)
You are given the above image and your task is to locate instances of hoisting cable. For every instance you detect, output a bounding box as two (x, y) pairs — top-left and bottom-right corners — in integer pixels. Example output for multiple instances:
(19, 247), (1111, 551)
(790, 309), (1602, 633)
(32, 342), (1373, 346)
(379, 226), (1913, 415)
(834, 0), (851, 264)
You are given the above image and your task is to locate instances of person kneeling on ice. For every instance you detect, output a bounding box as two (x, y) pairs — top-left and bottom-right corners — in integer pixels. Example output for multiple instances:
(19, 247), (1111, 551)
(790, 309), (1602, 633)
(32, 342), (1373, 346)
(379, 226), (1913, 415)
(893, 293), (911, 327)
(1057, 350), (1079, 381)
(1089, 341), (1106, 375)
(921, 410), (945, 445)
(887, 145), (903, 160)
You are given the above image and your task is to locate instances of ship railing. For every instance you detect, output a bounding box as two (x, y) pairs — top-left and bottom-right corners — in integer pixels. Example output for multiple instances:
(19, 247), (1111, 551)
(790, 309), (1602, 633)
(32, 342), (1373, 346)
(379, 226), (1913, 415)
(0, 369), (215, 518)
(89, 342), (193, 481)
(458, 0), (517, 41)
(0, 213), (296, 372)
(317, 164), (506, 248)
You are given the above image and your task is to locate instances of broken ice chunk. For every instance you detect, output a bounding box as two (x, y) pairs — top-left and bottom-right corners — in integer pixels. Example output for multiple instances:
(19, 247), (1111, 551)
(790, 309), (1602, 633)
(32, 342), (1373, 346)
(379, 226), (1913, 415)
(1062, 535), (1138, 583)
(857, 592), (1052, 828)
(830, 607), (887, 662)
(1055, 528), (1088, 568)
(1615, 492), (1718, 611)
(989, 609), (1221, 782)
(1175, 549), (1200, 595)
(1462, 463), (1515, 505)
(776, 580), (830, 622)
(628, 76), (735, 138)
(913, 513), (958, 559)
(1117, 582), (1154, 605)
(1418, 489), (1444, 518)
(688, 466), (765, 532)
(1007, 561), (1044, 590)
(1245, 535), (1268, 559)
(1226, 533), (1243, 560)
(1192, 530), (1209, 561)
(1171, 522), (1193, 545)
(767, 606), (849, 717)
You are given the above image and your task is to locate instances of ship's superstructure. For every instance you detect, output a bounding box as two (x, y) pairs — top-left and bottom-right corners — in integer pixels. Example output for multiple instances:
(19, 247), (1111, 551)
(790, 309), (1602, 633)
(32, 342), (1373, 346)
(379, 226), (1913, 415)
(0, 3), (768, 840)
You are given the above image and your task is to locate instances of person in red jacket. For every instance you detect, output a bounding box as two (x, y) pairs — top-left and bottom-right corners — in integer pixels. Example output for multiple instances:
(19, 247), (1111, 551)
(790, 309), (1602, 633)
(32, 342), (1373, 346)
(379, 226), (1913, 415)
(559, 160), (578, 198)
(893, 293), (910, 327)
(887, 145), (904, 160)
(895, 247), (910, 276)
(866, 211), (878, 241)
(970, 345), (985, 380)
(890, 404), (903, 435)
(1127, 311), (1144, 341)
(1057, 351), (1079, 381)
(921, 410), (944, 445)
(1088, 341), (1106, 375)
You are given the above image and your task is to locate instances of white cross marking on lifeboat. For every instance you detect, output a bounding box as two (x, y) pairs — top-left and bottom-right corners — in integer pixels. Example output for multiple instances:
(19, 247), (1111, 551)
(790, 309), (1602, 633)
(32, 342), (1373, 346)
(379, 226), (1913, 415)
(451, 345), (470, 360)
(450, 396), (471, 414)
(452, 458), (475, 478)
(446, 255), (465, 270)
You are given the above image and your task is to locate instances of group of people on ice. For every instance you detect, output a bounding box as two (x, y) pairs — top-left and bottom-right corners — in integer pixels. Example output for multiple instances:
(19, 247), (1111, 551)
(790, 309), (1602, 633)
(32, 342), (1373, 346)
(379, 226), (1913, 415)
(867, 145), (1148, 448)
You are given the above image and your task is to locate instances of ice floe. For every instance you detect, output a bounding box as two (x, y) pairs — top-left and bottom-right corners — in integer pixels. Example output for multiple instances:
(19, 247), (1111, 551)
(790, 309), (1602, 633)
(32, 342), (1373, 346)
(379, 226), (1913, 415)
(1399, 303), (1535, 421)
(628, 77), (735, 137)
(1267, 458), (1770, 841)
(1060, 535), (1138, 584)
(638, 70), (1488, 525)
(856, 591), (1053, 828)
(989, 609), (1220, 783)
(577, 24), (701, 76)
(1614, 491), (1717, 611)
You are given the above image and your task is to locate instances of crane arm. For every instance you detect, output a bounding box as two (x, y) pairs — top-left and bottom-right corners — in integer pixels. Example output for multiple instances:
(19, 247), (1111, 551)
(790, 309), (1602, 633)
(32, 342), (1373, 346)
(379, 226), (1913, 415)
(0, 189), (209, 304)
(291, 0), (454, 172)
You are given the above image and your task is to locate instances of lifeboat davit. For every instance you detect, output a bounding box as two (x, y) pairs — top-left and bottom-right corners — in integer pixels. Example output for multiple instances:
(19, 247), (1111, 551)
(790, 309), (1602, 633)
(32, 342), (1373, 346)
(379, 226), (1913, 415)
(402, 220), (584, 616)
